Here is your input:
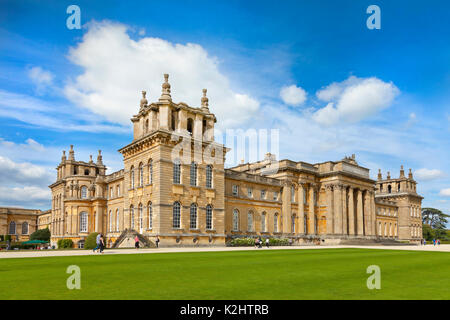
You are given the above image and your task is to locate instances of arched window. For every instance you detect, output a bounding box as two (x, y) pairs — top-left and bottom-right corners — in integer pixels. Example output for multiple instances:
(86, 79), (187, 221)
(148, 202), (152, 229)
(190, 203), (198, 229)
(139, 163), (144, 187)
(291, 214), (296, 233)
(138, 203), (143, 231)
(130, 166), (135, 189)
(291, 185), (295, 202)
(206, 165), (213, 188)
(378, 222), (382, 236)
(130, 205), (135, 229)
(261, 212), (266, 232)
(8, 221), (16, 235)
(79, 212), (88, 232)
(22, 222), (29, 235)
(109, 210), (112, 232)
(145, 119), (149, 133)
(274, 213), (278, 232)
(116, 209), (120, 232)
(232, 209), (239, 231)
(148, 159), (153, 184)
(389, 223), (393, 237)
(206, 205), (213, 230)
(173, 159), (181, 184)
(81, 186), (87, 199)
(388, 185), (392, 193)
(304, 215), (307, 233)
(173, 202), (181, 229)
(190, 162), (197, 186)
(247, 211), (253, 232)
(187, 118), (193, 135)
(384, 222), (387, 237)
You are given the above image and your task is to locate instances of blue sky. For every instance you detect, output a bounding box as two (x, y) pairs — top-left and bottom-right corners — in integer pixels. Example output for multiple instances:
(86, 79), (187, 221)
(0, 0), (449, 220)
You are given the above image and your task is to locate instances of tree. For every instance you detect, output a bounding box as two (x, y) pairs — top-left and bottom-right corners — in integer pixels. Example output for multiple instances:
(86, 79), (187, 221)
(422, 208), (449, 240)
(30, 228), (51, 242)
(84, 232), (99, 250)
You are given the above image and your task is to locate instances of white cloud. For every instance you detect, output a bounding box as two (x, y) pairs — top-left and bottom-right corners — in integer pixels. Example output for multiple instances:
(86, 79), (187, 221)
(414, 168), (445, 181)
(0, 89), (129, 133)
(313, 76), (399, 125)
(280, 85), (307, 106)
(439, 188), (450, 197)
(0, 155), (53, 186)
(64, 20), (259, 128)
(0, 186), (51, 207)
(28, 66), (54, 94)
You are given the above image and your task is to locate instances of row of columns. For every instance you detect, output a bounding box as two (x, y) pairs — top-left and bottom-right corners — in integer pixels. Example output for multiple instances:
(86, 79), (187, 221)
(325, 184), (376, 236)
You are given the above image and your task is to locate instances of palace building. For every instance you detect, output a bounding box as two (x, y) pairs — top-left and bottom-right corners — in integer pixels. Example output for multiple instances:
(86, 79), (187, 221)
(33, 74), (423, 248)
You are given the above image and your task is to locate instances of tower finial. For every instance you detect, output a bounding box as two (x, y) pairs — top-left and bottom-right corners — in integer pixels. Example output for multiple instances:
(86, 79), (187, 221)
(68, 145), (75, 161)
(201, 88), (209, 111)
(97, 150), (103, 165)
(89, 155), (93, 164)
(408, 168), (413, 179)
(377, 169), (382, 180)
(400, 165), (405, 178)
(387, 171), (391, 179)
(61, 150), (66, 162)
(140, 90), (148, 109)
(159, 73), (172, 102)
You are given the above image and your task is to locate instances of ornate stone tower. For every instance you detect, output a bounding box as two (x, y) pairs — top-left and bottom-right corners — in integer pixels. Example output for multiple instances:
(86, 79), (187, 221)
(49, 146), (107, 246)
(375, 166), (423, 242)
(118, 74), (227, 246)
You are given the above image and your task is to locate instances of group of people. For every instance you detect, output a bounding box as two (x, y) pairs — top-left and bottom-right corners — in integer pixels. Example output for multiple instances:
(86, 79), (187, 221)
(134, 235), (160, 249)
(421, 238), (441, 246)
(254, 237), (270, 248)
(93, 233), (105, 253)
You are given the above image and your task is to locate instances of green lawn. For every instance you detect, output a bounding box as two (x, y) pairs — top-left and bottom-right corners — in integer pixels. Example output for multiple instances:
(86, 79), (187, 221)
(0, 248), (448, 300)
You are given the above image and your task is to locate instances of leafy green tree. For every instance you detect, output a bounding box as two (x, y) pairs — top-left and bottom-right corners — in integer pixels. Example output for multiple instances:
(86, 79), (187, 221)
(30, 228), (51, 242)
(57, 239), (73, 249)
(84, 232), (99, 250)
(422, 208), (449, 240)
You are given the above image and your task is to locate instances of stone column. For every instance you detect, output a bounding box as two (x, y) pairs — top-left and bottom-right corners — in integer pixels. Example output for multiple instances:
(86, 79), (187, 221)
(325, 184), (334, 234)
(356, 189), (364, 235)
(364, 191), (372, 236)
(308, 184), (315, 234)
(371, 192), (377, 236)
(298, 184), (305, 234)
(333, 184), (342, 234)
(281, 182), (292, 234)
(342, 185), (348, 235)
(348, 187), (355, 235)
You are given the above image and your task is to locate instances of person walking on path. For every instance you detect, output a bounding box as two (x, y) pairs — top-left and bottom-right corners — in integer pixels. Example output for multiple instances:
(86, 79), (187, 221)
(93, 233), (102, 253)
(433, 239), (436, 246)
(99, 234), (105, 254)
(155, 236), (160, 248)
(437, 239), (441, 245)
(254, 238), (259, 249)
(289, 238), (293, 246)
(265, 238), (270, 248)
(135, 235), (140, 249)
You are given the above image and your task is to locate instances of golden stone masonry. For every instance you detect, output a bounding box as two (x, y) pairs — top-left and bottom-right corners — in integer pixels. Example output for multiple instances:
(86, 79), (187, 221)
(1, 75), (423, 247)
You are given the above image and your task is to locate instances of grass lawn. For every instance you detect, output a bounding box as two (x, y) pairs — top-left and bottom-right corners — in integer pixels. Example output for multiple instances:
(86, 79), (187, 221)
(0, 248), (448, 300)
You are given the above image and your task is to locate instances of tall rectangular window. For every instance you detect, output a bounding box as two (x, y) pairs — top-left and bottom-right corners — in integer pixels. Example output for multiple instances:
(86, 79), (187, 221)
(190, 162), (197, 186)
(190, 204), (197, 229)
(273, 191), (278, 201)
(248, 188), (253, 198)
(173, 202), (181, 228)
(206, 205), (213, 230)
(232, 185), (239, 196)
(206, 165), (213, 189)
(261, 190), (266, 199)
(173, 160), (181, 184)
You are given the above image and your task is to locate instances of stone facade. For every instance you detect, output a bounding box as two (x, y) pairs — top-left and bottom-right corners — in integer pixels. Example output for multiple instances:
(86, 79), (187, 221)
(0, 207), (43, 241)
(44, 74), (423, 248)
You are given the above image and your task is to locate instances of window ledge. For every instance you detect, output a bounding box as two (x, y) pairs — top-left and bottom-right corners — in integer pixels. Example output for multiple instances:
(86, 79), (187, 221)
(205, 229), (216, 233)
